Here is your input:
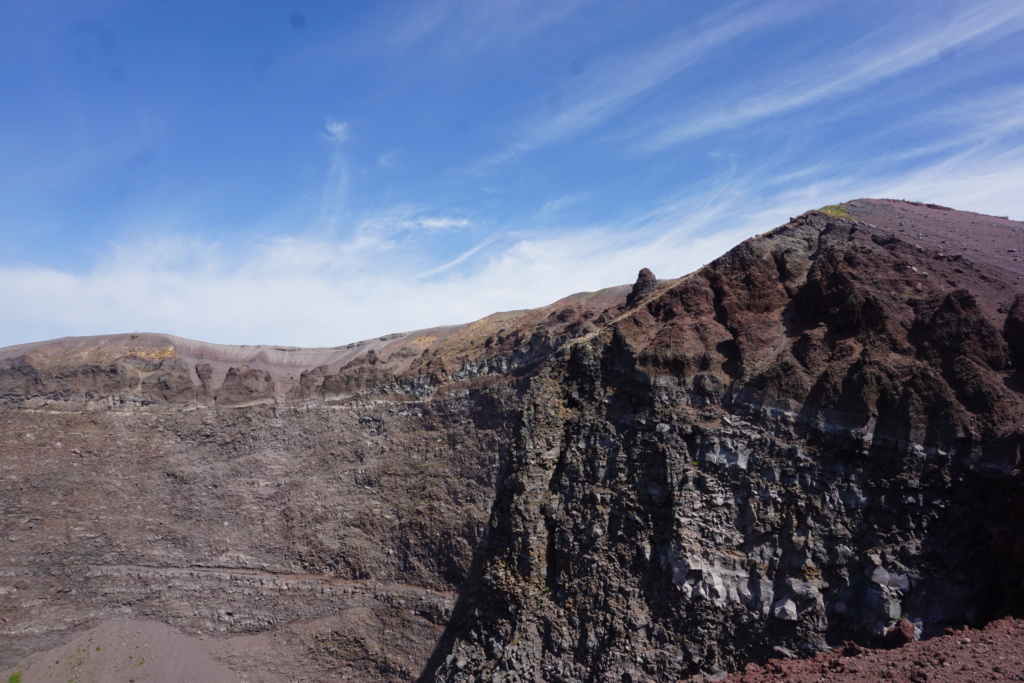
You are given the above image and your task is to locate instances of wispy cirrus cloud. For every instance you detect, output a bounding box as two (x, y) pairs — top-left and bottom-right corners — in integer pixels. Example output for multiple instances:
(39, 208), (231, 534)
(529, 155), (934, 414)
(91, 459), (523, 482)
(925, 85), (1024, 143)
(416, 216), (469, 230)
(384, 0), (592, 53)
(476, 0), (819, 170)
(827, 83), (1024, 171)
(788, 81), (1024, 217)
(10, 68), (1024, 350)
(7, 2), (1024, 354)
(641, 2), (1024, 150)
(870, 141), (1024, 219)
(323, 116), (350, 143)
(357, 207), (471, 235)
(724, 87), (1024, 222)
(5, 122), (1024, 351)
(540, 192), (587, 215)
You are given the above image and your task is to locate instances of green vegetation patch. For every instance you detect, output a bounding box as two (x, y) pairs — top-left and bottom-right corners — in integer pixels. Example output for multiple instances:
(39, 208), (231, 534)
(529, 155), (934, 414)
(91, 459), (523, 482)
(819, 203), (850, 219)
(9, 672), (22, 683)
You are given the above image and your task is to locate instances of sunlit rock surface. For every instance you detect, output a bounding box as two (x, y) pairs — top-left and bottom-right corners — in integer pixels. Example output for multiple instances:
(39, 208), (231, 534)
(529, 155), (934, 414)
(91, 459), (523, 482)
(2, 199), (1022, 682)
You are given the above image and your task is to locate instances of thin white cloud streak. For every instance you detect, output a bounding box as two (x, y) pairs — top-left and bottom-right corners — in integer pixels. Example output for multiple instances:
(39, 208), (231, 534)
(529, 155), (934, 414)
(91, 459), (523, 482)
(644, 2), (1024, 150)
(356, 207), (471, 235)
(295, 0), (592, 78)
(735, 138), (1024, 226)
(455, 0), (592, 52)
(415, 235), (502, 279)
(872, 142), (1024, 219)
(416, 217), (469, 230)
(925, 85), (1024, 144)
(476, 0), (817, 169)
(792, 83), (1024, 219)
(384, 0), (591, 53)
(540, 192), (587, 215)
(382, 1), (449, 50)
(821, 84), (1024, 170)
(731, 112), (1024, 224)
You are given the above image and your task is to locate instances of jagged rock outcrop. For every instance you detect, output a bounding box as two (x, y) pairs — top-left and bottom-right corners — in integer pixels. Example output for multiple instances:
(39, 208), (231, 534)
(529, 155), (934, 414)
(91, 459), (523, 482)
(0, 345), (194, 403)
(214, 364), (276, 405)
(431, 200), (1024, 681)
(626, 268), (659, 308)
(1, 199), (1022, 683)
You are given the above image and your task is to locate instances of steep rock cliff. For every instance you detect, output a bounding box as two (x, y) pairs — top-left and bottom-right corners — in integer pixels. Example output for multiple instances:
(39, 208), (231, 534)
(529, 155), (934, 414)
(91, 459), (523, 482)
(1, 199), (1021, 682)
(433, 200), (1023, 681)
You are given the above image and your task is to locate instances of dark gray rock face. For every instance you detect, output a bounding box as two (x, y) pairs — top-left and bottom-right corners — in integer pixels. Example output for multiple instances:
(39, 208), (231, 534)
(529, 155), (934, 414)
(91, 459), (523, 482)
(431, 202), (1024, 681)
(1, 200), (1022, 682)
(1005, 294), (1024, 367)
(434, 346), (1015, 681)
(626, 268), (658, 308)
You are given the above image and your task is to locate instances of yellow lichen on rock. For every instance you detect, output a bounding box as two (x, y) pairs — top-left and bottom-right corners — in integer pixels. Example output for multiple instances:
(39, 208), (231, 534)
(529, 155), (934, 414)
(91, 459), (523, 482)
(124, 345), (176, 361)
(409, 335), (438, 347)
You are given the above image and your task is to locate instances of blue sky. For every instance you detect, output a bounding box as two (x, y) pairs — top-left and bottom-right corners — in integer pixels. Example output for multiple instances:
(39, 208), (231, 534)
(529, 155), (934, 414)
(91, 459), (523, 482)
(2, 0), (1024, 348)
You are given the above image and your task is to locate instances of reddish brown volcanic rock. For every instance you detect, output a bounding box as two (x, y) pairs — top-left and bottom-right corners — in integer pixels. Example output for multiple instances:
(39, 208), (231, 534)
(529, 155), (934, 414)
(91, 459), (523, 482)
(1, 199), (1022, 683)
(719, 617), (1024, 683)
(883, 617), (917, 648)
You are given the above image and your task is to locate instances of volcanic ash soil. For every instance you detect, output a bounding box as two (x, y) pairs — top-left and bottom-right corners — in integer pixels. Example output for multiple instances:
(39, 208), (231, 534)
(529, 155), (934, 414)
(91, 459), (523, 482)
(714, 617), (1024, 683)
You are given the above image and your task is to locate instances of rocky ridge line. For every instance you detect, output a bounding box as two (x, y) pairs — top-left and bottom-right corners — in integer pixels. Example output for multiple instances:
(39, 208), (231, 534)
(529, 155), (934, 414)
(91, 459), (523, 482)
(430, 199), (1024, 681)
(1, 198), (1022, 683)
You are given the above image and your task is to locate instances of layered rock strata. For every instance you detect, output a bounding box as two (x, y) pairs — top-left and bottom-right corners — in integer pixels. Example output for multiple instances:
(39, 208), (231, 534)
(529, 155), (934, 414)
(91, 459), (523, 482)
(1, 199), (1022, 682)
